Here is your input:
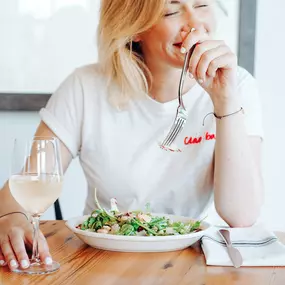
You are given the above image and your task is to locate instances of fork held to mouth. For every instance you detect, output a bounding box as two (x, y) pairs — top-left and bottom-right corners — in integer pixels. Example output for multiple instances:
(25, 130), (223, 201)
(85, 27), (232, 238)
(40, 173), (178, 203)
(160, 45), (196, 149)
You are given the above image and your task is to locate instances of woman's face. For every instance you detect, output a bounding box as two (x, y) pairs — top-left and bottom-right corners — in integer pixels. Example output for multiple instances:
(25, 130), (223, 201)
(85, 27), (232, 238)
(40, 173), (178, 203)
(138, 0), (217, 69)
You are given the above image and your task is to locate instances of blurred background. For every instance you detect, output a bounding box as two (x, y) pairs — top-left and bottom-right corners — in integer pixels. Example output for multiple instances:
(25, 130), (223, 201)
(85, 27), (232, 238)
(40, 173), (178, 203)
(0, 1), (284, 230)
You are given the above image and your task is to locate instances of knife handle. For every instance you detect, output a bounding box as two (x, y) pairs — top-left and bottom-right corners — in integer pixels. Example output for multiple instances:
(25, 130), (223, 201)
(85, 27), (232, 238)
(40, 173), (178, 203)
(219, 229), (232, 246)
(219, 229), (243, 268)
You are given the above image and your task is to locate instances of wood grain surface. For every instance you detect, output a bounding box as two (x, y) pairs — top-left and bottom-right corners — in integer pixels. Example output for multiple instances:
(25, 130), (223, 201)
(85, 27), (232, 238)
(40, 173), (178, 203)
(0, 221), (285, 285)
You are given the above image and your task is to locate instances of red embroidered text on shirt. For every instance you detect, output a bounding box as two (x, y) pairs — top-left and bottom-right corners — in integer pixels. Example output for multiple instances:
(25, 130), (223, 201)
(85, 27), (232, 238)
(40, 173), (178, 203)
(184, 136), (203, 145)
(184, 132), (216, 145)
(205, 132), (216, 141)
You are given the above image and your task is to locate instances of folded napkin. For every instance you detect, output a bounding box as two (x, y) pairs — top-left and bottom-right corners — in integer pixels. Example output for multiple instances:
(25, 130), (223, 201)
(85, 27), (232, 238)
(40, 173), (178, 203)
(201, 226), (285, 266)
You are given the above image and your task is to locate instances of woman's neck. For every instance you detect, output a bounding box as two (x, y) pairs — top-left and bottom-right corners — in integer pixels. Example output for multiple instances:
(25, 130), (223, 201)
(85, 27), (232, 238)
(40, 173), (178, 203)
(147, 63), (197, 103)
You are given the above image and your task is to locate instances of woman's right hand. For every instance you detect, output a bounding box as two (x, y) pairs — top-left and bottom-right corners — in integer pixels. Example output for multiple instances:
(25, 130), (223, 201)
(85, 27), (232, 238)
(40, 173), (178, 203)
(0, 214), (52, 271)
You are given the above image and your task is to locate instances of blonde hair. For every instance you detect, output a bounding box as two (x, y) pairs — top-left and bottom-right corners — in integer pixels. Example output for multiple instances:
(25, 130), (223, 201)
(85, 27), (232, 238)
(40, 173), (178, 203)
(98, 0), (166, 108)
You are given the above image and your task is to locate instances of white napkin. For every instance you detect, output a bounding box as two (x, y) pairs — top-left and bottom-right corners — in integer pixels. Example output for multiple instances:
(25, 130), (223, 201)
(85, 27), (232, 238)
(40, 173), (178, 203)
(201, 226), (285, 266)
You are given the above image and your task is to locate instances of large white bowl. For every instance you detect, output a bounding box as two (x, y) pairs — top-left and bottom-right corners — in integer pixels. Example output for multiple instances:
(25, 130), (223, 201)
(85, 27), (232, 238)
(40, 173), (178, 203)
(65, 214), (212, 252)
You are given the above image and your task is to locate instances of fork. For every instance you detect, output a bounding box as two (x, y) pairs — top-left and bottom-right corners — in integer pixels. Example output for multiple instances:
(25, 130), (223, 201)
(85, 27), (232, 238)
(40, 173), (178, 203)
(160, 46), (195, 149)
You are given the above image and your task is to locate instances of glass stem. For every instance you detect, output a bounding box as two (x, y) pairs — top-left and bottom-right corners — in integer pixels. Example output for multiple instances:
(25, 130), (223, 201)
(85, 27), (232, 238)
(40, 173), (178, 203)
(31, 215), (41, 263)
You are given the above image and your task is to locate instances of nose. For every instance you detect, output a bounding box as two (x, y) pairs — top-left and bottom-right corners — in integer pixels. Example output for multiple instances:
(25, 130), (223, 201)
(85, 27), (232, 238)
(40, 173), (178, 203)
(182, 4), (206, 33)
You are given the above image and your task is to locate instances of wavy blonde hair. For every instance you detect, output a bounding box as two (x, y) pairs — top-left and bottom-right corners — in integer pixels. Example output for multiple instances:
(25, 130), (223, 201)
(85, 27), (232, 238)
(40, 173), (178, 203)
(98, 0), (166, 108)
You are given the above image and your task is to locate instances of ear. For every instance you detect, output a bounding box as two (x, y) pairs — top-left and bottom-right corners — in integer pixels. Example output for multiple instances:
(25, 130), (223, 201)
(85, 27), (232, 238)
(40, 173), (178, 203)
(132, 35), (142, 43)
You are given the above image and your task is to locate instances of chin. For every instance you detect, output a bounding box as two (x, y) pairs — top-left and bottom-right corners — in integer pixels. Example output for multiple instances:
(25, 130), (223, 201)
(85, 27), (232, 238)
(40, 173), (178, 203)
(167, 56), (185, 69)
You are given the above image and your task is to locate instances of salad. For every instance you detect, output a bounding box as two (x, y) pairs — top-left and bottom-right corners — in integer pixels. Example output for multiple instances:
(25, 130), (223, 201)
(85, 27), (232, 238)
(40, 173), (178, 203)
(77, 189), (204, 236)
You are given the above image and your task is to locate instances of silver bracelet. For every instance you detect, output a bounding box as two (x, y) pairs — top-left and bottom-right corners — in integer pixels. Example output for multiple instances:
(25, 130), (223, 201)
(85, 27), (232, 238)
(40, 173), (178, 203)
(0, 211), (29, 221)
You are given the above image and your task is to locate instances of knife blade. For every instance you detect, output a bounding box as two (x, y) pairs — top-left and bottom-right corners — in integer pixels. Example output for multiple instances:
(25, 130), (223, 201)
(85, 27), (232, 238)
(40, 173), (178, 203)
(219, 229), (243, 268)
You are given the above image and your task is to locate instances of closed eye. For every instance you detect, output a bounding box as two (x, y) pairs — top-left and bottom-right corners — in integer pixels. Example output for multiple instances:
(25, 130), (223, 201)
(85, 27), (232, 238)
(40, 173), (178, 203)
(195, 5), (209, 8)
(164, 11), (179, 17)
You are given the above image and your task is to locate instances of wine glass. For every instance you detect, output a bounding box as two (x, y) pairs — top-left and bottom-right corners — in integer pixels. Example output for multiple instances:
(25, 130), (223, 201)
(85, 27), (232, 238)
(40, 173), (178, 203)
(9, 136), (63, 275)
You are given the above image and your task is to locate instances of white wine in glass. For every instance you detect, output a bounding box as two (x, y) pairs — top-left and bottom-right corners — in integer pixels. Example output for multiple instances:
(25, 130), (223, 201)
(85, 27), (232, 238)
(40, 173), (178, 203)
(9, 137), (63, 275)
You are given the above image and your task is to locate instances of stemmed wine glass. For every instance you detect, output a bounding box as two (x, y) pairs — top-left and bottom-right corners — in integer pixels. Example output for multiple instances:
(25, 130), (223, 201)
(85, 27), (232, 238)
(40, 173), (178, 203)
(9, 136), (63, 274)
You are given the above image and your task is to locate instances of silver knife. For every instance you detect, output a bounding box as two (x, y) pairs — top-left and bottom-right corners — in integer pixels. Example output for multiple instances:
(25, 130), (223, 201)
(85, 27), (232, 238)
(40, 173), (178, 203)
(219, 229), (243, 268)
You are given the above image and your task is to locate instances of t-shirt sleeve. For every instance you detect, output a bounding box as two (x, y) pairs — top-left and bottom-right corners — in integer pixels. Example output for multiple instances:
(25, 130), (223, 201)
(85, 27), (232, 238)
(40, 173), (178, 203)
(39, 70), (83, 158)
(237, 67), (264, 140)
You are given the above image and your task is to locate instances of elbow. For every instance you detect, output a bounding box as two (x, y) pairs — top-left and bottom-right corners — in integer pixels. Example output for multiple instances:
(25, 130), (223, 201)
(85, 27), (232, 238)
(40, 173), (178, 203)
(216, 206), (262, 228)
(215, 179), (264, 228)
(227, 218), (259, 228)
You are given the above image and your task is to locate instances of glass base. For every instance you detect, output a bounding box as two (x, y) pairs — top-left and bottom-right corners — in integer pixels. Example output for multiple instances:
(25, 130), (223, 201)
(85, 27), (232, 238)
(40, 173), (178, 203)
(12, 260), (60, 275)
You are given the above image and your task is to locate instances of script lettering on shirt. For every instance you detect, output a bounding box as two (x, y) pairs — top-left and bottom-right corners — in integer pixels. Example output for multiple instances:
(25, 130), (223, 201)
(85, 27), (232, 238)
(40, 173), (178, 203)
(205, 132), (216, 141)
(184, 132), (216, 145)
(184, 136), (203, 145)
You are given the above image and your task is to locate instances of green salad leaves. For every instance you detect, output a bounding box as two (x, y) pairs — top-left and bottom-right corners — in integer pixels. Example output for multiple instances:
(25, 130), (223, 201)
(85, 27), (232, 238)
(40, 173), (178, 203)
(77, 189), (203, 236)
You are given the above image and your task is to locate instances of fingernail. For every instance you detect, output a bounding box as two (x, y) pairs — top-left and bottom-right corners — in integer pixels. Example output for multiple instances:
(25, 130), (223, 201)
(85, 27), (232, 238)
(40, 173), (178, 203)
(0, 260), (5, 266)
(180, 46), (187, 54)
(45, 257), (53, 265)
(189, 73), (194, 79)
(191, 28), (196, 32)
(10, 260), (18, 268)
(198, 78), (204, 84)
(21, 260), (29, 269)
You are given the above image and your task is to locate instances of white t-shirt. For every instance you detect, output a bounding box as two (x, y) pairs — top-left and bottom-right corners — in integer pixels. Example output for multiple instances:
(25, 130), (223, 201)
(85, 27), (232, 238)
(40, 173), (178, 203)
(39, 64), (263, 219)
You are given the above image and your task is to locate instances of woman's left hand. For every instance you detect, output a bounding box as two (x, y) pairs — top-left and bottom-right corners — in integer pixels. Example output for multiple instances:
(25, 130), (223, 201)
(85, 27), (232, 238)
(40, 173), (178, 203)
(182, 29), (238, 110)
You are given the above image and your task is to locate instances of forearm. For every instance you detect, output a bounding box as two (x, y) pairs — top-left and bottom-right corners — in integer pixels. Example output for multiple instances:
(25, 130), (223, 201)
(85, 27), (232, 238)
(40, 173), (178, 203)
(213, 100), (263, 227)
(0, 181), (25, 216)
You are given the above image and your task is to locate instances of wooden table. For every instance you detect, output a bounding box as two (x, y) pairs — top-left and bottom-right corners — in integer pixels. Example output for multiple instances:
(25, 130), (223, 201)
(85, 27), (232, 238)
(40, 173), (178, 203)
(0, 221), (285, 285)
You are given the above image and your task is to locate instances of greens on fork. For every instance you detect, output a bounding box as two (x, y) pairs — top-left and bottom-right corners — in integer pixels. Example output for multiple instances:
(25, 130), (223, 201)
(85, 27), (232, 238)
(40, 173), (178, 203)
(76, 189), (204, 236)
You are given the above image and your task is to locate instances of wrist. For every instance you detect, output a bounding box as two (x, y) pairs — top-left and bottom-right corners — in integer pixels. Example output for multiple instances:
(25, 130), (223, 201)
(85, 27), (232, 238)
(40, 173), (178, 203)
(0, 211), (29, 221)
(213, 97), (241, 117)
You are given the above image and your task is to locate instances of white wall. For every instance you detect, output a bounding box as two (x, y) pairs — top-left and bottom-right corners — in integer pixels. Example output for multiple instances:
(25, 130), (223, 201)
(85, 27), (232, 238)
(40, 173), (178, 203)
(216, 0), (240, 53)
(0, 0), (100, 92)
(254, 0), (285, 231)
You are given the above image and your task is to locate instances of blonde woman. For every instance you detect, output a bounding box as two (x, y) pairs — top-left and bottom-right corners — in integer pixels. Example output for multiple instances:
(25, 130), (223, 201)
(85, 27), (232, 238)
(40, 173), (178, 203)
(0, 0), (263, 271)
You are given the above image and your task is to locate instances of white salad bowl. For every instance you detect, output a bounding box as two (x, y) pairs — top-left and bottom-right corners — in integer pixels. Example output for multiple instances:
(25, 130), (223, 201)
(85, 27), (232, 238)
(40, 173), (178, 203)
(65, 214), (212, 252)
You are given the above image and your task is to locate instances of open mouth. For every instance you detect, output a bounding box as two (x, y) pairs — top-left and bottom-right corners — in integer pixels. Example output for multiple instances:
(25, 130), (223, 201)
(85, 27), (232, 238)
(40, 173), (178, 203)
(173, 42), (183, 49)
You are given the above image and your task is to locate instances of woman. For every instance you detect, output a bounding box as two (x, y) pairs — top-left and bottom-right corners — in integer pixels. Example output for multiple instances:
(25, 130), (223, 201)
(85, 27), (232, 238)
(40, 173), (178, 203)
(0, 0), (263, 271)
